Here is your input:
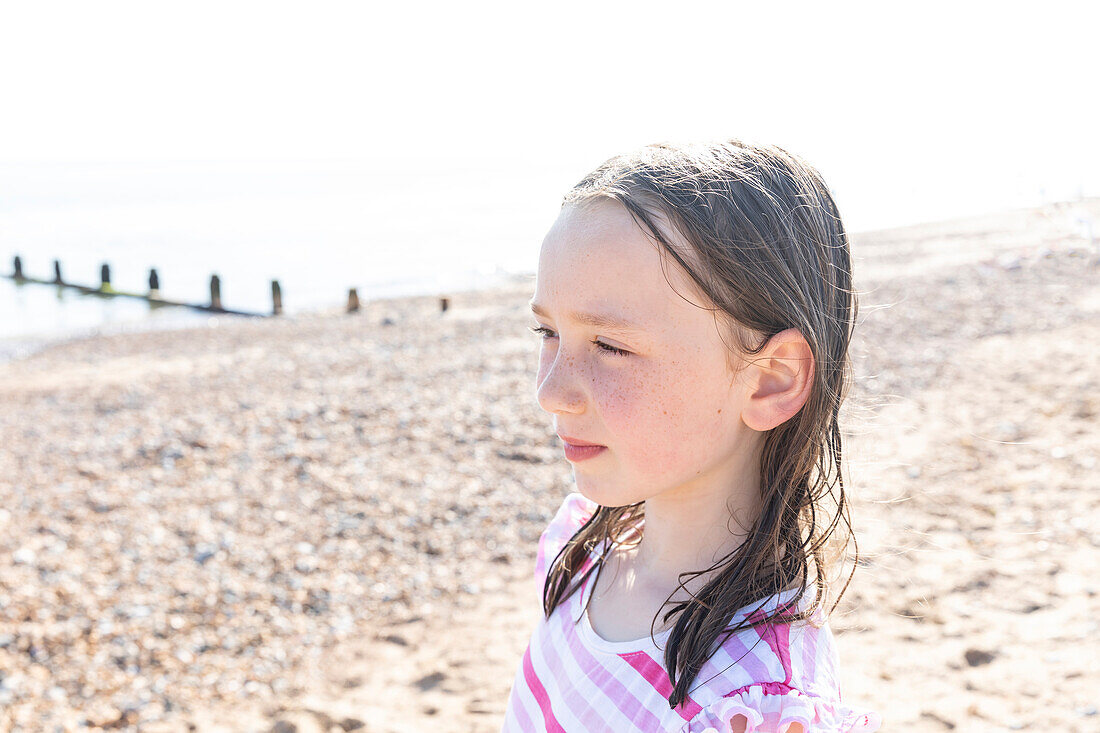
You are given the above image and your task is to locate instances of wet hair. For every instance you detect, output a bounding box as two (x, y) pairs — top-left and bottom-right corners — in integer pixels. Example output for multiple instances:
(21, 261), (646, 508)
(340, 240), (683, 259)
(541, 140), (859, 708)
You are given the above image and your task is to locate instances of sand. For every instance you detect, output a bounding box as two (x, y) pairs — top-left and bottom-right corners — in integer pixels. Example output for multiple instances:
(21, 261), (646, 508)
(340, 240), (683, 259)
(0, 199), (1097, 732)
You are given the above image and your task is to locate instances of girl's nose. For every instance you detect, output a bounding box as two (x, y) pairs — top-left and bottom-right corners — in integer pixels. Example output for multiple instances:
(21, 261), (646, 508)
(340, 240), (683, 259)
(535, 353), (586, 415)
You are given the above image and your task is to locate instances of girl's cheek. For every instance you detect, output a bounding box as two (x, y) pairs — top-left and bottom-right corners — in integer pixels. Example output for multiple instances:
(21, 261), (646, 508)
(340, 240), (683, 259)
(630, 363), (703, 457)
(590, 378), (629, 417)
(592, 365), (651, 423)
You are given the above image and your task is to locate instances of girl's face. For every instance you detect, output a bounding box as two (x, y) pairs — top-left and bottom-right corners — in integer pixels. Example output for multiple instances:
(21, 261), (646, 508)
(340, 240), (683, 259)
(531, 198), (761, 509)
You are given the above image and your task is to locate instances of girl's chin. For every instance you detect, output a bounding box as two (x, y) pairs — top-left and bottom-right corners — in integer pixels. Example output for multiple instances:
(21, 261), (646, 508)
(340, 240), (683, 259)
(575, 484), (646, 509)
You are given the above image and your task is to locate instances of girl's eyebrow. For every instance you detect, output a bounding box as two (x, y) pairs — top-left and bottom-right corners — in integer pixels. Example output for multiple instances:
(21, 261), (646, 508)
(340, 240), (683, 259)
(529, 301), (647, 334)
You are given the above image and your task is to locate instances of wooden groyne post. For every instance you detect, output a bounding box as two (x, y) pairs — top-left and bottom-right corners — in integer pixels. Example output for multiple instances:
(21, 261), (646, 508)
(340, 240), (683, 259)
(272, 280), (283, 316)
(209, 274), (222, 311)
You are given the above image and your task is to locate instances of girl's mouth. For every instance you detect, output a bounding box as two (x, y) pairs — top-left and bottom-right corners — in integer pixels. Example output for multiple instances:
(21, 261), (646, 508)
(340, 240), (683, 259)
(563, 443), (607, 462)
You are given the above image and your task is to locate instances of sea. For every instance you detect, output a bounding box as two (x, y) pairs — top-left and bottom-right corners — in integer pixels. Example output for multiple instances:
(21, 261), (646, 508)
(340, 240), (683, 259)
(0, 159), (572, 361)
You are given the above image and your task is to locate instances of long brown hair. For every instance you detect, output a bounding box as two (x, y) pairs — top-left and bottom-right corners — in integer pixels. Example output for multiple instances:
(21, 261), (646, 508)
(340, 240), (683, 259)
(541, 140), (859, 708)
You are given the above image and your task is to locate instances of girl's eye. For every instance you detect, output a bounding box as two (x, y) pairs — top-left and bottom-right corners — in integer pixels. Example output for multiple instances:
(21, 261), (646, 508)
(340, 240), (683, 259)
(528, 325), (556, 340)
(594, 340), (630, 356)
(527, 326), (630, 357)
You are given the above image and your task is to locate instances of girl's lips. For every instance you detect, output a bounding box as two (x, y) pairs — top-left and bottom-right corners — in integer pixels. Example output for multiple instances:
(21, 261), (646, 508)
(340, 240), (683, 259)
(557, 434), (603, 447)
(563, 443), (607, 462)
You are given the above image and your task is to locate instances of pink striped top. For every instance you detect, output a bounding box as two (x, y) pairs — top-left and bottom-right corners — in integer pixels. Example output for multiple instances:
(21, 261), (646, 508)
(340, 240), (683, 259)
(502, 493), (881, 733)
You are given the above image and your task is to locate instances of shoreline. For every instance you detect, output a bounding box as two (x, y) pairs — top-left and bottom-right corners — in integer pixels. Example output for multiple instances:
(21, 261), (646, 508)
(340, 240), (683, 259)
(0, 270), (537, 366)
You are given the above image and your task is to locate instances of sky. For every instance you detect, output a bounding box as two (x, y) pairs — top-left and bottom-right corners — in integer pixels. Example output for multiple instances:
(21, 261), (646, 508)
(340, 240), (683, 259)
(1, 0), (1098, 232)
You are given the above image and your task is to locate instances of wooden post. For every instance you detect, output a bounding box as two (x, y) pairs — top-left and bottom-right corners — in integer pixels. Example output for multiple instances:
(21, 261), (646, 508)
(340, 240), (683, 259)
(53, 260), (63, 284)
(209, 274), (222, 311)
(100, 263), (111, 290)
(148, 269), (160, 295)
(440, 297), (450, 313)
(13, 256), (23, 280)
(346, 288), (360, 313)
(271, 280), (283, 315)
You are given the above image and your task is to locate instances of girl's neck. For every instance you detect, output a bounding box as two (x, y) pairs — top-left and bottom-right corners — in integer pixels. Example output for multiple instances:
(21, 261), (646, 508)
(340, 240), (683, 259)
(629, 456), (764, 594)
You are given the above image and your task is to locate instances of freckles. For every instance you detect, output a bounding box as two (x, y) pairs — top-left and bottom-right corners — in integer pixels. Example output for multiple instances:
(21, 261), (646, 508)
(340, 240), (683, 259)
(613, 366), (678, 470)
(639, 357), (718, 471)
(595, 367), (637, 415)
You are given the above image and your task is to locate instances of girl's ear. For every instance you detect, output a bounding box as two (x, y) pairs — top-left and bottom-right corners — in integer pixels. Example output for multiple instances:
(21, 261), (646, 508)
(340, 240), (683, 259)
(740, 328), (815, 432)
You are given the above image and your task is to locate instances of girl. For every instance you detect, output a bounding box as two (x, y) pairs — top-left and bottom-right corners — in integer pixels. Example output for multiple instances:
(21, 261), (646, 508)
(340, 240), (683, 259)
(502, 141), (881, 732)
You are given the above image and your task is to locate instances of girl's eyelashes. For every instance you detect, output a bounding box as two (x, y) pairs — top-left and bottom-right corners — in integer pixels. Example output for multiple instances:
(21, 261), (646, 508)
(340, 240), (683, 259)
(529, 325), (558, 340)
(527, 325), (630, 357)
(596, 341), (630, 357)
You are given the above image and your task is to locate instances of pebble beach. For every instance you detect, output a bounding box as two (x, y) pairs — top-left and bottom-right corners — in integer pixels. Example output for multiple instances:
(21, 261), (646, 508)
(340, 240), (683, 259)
(1, 200), (1098, 732)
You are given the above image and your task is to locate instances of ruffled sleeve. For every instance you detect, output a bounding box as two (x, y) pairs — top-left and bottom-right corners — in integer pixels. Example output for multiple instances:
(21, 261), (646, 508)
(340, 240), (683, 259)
(683, 683), (881, 733)
(533, 492), (598, 594)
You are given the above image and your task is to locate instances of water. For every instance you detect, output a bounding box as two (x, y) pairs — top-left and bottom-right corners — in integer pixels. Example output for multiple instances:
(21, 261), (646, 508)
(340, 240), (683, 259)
(1, 159), (569, 355)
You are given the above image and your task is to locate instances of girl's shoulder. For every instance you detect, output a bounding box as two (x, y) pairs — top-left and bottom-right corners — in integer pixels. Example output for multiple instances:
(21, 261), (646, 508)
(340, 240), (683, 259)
(533, 492), (599, 590)
(681, 593), (880, 733)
